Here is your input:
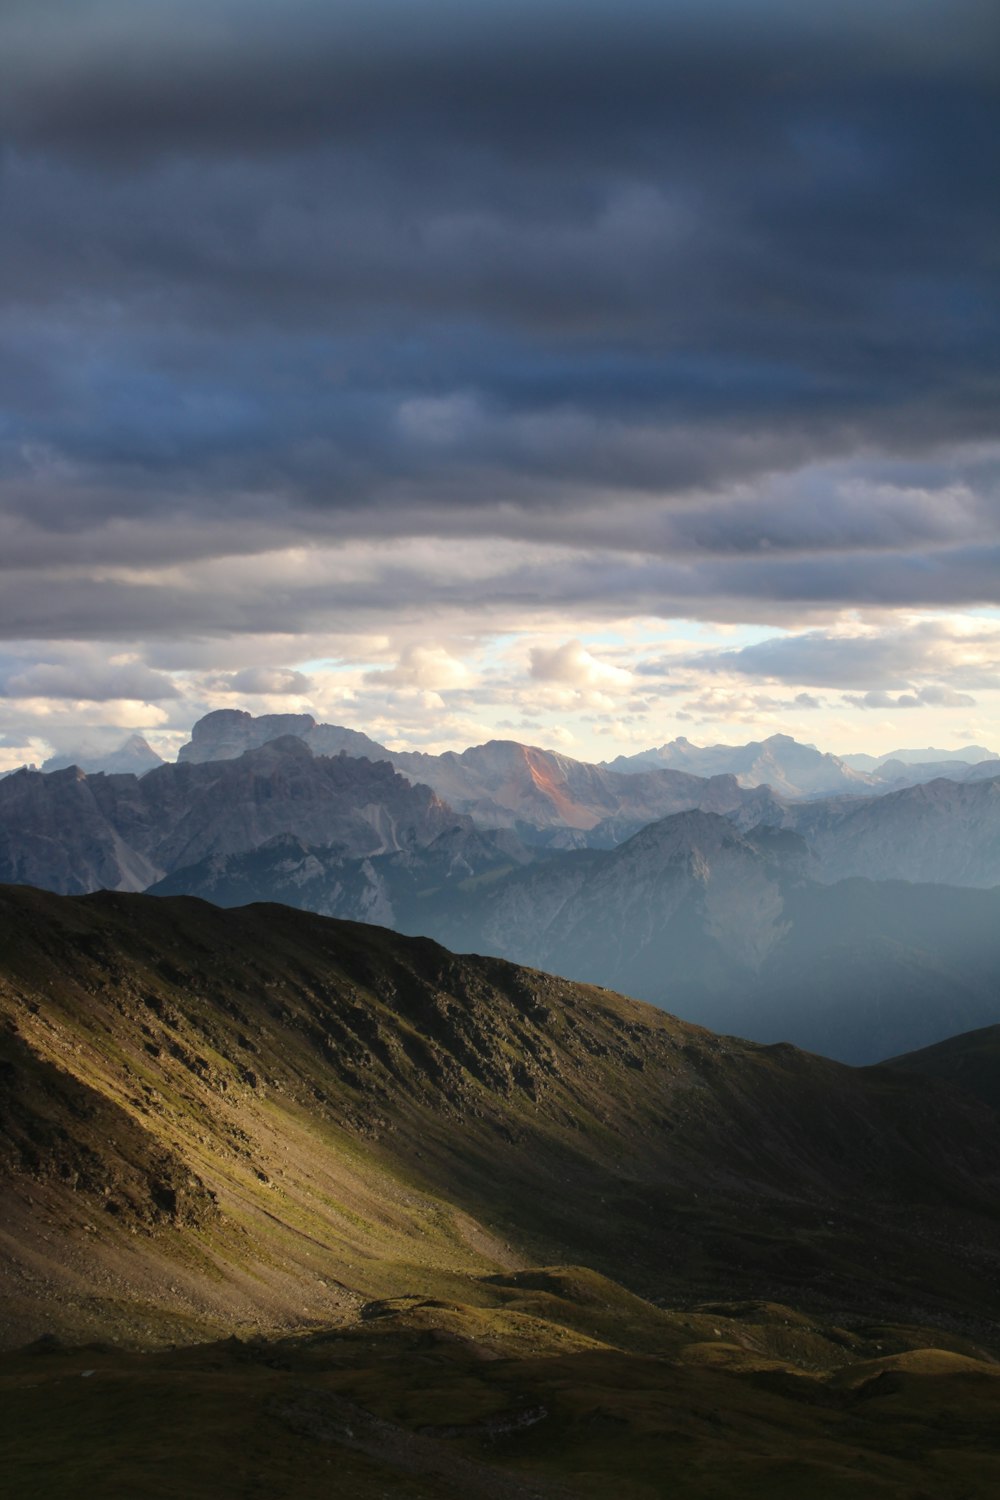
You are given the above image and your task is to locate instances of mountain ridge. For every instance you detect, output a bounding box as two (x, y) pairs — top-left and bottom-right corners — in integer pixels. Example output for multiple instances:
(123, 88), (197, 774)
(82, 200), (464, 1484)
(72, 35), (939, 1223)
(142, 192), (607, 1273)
(177, 710), (999, 812)
(5, 884), (1000, 1351)
(5, 886), (1000, 1495)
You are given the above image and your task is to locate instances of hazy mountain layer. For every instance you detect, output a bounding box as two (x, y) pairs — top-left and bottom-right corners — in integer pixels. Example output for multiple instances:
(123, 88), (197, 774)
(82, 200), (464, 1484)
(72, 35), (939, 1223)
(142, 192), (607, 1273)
(155, 806), (1000, 1063)
(867, 756), (985, 788)
(604, 731), (877, 797)
(606, 733), (1000, 799)
(429, 813), (1000, 1062)
(772, 771), (1000, 886)
(843, 745), (998, 769)
(41, 733), (165, 777)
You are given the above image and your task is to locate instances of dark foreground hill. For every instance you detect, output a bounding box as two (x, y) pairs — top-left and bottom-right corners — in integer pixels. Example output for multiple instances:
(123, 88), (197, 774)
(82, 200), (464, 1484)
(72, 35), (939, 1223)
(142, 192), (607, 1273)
(889, 1024), (1000, 1112)
(4, 886), (1000, 1496)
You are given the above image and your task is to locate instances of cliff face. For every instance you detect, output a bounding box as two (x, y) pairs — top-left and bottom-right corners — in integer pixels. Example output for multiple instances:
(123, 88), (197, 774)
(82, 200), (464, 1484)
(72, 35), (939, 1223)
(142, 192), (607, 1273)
(178, 709), (391, 765)
(0, 766), (163, 895)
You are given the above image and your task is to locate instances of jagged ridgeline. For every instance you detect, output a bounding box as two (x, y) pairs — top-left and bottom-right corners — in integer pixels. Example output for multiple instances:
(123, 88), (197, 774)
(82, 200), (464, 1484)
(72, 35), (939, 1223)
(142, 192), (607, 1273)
(4, 887), (1000, 1495)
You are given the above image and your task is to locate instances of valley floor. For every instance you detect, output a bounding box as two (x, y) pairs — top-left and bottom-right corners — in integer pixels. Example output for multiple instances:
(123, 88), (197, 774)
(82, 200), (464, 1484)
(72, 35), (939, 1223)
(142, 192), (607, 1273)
(5, 1273), (1000, 1499)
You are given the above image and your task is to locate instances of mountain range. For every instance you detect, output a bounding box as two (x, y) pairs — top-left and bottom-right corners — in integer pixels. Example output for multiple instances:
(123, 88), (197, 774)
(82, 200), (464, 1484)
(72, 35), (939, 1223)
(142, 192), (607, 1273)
(178, 709), (1000, 806)
(5, 711), (1000, 1062)
(16, 711), (999, 890)
(604, 731), (876, 796)
(771, 771), (1000, 885)
(0, 738), (462, 895)
(179, 709), (782, 833)
(0, 729), (782, 894)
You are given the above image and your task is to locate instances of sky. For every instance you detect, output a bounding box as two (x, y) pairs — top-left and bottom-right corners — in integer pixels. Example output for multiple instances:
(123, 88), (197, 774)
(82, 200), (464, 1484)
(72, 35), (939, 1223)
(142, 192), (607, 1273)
(1, 0), (998, 768)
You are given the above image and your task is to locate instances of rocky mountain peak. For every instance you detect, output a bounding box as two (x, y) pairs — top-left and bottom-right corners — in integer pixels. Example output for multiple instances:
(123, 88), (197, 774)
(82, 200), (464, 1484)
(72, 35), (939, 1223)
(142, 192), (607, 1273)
(41, 733), (165, 777)
(179, 709), (319, 763)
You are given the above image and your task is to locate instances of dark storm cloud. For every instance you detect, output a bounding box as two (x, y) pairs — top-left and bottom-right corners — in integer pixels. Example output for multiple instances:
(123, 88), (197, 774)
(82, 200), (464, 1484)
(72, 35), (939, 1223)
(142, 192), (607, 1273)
(4, 3), (997, 159)
(5, 539), (1000, 647)
(0, 0), (998, 636)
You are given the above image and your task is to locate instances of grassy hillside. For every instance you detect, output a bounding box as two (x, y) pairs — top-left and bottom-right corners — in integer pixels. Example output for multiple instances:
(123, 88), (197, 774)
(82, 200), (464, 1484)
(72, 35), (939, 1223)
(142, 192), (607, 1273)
(3, 885), (1000, 1495)
(887, 1023), (1000, 1111)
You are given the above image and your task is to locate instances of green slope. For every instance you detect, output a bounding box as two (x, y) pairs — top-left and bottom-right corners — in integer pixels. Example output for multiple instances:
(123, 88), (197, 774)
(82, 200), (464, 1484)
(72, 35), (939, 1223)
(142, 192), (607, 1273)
(3, 885), (1000, 1495)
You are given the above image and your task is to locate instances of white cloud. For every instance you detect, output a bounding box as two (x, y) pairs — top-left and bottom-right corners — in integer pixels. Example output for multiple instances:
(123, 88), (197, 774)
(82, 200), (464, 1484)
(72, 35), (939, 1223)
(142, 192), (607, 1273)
(529, 639), (631, 691)
(364, 646), (473, 692)
(209, 666), (313, 695)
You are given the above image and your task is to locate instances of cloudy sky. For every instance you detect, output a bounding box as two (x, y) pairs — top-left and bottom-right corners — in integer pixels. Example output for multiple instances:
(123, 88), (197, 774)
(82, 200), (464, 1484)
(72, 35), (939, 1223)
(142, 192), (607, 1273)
(1, 0), (998, 768)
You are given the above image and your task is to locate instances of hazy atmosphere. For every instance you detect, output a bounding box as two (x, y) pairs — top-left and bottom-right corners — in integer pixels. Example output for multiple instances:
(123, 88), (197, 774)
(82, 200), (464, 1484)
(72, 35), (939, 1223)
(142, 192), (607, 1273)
(2, 0), (998, 766)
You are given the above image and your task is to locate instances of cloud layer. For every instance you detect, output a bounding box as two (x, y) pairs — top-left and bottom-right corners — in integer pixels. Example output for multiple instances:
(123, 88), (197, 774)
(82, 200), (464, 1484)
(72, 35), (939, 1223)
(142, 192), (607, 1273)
(0, 2), (997, 761)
